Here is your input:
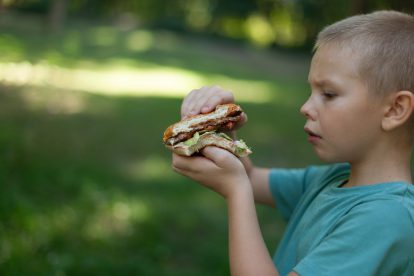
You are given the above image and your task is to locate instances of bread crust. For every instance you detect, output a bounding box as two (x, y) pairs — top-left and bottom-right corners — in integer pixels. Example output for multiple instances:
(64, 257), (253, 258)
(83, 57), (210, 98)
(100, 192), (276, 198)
(163, 104), (242, 143)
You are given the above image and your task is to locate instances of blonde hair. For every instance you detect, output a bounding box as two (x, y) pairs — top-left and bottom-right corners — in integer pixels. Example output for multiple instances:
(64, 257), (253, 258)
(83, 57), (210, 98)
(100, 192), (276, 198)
(315, 10), (414, 97)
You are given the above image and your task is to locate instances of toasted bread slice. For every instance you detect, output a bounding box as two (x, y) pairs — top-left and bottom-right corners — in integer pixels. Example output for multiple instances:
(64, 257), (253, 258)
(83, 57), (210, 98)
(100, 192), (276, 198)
(163, 104), (242, 143)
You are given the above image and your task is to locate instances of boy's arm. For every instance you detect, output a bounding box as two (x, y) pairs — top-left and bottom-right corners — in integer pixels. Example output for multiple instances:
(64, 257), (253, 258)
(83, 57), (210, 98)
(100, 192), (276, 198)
(240, 156), (275, 207)
(229, 192), (299, 276)
(227, 176), (299, 276)
(172, 147), (298, 276)
(227, 177), (279, 275)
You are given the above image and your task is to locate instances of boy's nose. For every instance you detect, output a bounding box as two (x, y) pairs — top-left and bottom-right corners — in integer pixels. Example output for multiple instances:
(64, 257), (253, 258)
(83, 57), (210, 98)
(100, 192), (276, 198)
(300, 98), (315, 120)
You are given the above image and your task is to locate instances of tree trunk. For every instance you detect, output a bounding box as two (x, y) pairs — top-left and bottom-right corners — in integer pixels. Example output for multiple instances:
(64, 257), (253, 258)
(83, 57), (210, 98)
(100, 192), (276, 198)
(48, 0), (68, 33)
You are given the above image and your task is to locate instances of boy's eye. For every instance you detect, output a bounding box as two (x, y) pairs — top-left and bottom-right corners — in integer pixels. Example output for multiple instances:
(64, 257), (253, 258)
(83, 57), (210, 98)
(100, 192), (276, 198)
(322, 91), (336, 99)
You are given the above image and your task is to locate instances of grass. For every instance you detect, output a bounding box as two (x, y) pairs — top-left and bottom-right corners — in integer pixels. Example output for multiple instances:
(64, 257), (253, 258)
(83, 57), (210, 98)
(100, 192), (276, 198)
(0, 12), (317, 275)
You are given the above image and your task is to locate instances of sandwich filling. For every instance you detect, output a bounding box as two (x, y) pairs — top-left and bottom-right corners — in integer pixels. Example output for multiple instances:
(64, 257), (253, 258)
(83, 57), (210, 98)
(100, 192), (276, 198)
(173, 131), (251, 156)
(166, 114), (242, 146)
(163, 104), (251, 157)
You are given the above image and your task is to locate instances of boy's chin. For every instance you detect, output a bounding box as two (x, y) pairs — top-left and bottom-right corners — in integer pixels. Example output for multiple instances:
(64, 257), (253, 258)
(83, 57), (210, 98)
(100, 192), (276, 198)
(314, 150), (346, 163)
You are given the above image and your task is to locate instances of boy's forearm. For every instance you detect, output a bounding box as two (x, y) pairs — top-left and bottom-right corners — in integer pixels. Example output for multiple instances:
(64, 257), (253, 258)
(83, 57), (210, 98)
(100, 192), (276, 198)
(227, 182), (280, 276)
(239, 157), (275, 207)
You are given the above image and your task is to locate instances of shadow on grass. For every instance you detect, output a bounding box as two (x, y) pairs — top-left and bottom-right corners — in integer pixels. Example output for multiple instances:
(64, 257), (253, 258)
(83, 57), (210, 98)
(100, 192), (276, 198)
(0, 84), (316, 275)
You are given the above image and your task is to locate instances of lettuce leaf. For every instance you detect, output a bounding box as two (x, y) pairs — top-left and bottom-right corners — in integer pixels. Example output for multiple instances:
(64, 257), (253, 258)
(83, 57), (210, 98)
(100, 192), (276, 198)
(183, 131), (200, 146)
(234, 139), (251, 155)
(217, 132), (232, 141)
(181, 131), (252, 155)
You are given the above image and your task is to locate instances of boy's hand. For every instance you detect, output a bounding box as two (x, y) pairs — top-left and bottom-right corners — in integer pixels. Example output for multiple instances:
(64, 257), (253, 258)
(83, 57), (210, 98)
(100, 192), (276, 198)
(180, 86), (248, 129)
(172, 147), (251, 199)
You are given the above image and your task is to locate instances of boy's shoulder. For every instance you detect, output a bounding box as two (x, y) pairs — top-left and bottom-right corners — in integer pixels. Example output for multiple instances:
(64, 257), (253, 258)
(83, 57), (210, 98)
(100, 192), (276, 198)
(291, 187), (414, 276)
(346, 195), (414, 250)
(306, 163), (414, 233)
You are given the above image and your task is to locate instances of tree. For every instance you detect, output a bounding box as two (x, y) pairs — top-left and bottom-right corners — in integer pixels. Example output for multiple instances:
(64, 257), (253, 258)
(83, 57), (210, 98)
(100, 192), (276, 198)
(48, 0), (67, 32)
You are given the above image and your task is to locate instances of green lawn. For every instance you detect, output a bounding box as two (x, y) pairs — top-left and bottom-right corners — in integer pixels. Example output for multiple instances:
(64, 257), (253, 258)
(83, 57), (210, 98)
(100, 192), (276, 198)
(0, 12), (317, 275)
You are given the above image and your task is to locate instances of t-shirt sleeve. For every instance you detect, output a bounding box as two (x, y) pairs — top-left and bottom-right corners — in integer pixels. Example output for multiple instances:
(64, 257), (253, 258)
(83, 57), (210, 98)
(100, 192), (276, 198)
(269, 165), (334, 221)
(293, 200), (414, 276)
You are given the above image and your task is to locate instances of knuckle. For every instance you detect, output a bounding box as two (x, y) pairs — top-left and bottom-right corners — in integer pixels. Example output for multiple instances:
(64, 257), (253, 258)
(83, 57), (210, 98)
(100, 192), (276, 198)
(211, 93), (223, 101)
(227, 91), (234, 99)
(223, 90), (234, 100)
(200, 85), (211, 92)
(188, 88), (200, 97)
(214, 94), (228, 104)
(215, 151), (231, 164)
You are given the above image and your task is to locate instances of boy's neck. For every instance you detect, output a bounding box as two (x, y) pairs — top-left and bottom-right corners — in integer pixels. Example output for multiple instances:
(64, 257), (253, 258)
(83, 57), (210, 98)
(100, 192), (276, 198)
(344, 145), (413, 188)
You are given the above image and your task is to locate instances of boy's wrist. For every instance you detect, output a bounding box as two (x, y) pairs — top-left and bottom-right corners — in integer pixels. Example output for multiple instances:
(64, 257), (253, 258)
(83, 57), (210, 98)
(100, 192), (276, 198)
(225, 178), (253, 202)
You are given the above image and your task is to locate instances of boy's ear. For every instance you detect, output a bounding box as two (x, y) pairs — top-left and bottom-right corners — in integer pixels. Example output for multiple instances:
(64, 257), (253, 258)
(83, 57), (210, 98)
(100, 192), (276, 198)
(382, 91), (414, 131)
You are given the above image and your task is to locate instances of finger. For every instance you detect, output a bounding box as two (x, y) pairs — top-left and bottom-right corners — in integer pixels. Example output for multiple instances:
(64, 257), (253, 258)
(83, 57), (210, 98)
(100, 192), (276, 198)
(172, 152), (215, 172)
(172, 153), (195, 171)
(240, 112), (248, 124)
(171, 162), (191, 177)
(189, 86), (216, 116)
(182, 86), (213, 119)
(181, 90), (198, 119)
(201, 89), (234, 114)
(181, 88), (201, 119)
(234, 112), (248, 130)
(201, 146), (238, 167)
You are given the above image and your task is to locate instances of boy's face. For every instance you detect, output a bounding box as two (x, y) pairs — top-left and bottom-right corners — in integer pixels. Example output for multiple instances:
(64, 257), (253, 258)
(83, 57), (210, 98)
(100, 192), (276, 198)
(301, 44), (385, 163)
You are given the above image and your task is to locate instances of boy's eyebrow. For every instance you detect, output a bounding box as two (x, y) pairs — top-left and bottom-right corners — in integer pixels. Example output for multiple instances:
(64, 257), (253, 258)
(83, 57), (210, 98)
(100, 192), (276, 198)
(307, 78), (337, 88)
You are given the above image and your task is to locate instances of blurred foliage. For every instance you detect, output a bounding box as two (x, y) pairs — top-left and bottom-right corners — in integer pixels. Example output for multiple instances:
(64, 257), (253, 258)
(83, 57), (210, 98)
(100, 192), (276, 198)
(2, 0), (414, 49)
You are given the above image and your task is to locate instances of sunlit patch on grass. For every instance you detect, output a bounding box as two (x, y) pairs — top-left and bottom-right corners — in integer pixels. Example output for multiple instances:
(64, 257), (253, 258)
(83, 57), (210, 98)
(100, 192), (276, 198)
(211, 76), (279, 103)
(0, 61), (276, 103)
(83, 198), (150, 241)
(126, 30), (154, 52)
(123, 155), (176, 181)
(20, 87), (86, 114)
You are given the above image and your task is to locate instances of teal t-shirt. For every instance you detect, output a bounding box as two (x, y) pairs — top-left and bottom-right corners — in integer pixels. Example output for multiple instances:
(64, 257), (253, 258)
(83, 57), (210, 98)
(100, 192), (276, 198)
(269, 163), (414, 276)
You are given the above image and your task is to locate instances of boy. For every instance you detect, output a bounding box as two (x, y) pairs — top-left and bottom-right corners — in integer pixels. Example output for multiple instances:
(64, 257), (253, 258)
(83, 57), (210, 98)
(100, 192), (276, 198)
(172, 10), (414, 275)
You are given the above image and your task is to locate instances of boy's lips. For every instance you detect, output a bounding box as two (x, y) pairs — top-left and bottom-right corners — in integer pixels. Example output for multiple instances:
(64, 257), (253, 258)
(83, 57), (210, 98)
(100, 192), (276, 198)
(304, 127), (322, 143)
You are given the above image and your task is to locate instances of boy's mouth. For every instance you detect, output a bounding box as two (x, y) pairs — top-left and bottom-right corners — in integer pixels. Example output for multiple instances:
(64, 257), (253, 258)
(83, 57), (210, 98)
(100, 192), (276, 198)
(304, 127), (322, 143)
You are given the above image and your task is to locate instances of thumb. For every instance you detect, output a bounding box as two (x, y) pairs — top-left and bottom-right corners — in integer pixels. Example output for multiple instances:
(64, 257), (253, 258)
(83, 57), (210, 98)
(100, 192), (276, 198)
(240, 112), (248, 124)
(233, 112), (248, 130)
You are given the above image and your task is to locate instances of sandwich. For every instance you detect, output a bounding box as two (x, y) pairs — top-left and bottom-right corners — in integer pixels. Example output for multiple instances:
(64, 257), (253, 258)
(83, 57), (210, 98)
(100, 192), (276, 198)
(163, 104), (252, 157)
